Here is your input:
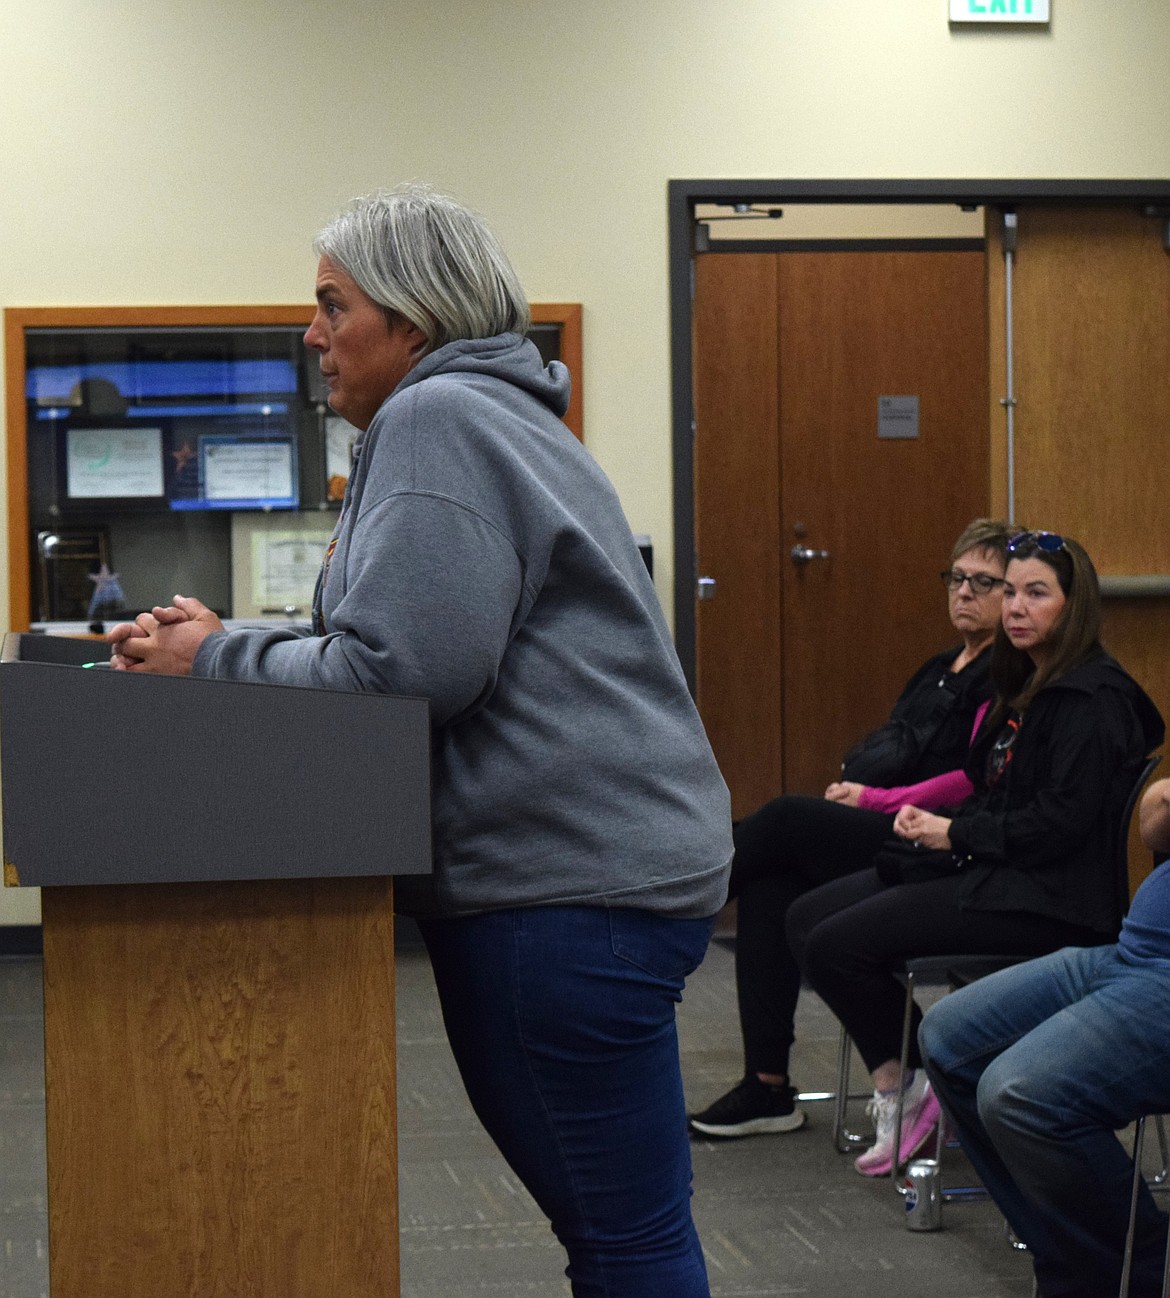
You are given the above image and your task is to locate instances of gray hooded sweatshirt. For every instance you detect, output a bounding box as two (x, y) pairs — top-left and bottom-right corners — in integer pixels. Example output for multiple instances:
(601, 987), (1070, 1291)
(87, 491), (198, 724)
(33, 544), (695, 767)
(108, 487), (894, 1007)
(195, 333), (732, 918)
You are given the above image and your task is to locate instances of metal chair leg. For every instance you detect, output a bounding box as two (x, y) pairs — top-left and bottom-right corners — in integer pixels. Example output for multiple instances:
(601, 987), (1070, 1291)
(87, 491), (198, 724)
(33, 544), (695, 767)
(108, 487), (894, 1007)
(1154, 1114), (1169, 1188)
(1162, 1213), (1170, 1298)
(892, 969), (989, 1201)
(892, 968), (917, 1183)
(832, 1024), (868, 1152)
(936, 1119), (992, 1205)
(1120, 1116), (1148, 1298)
(1119, 1116), (1170, 1298)
(1005, 1220), (1029, 1251)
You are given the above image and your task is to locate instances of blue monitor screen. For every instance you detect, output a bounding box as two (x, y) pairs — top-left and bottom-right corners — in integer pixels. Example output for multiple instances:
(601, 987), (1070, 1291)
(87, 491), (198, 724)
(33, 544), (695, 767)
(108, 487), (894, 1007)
(28, 358), (299, 405)
(169, 432), (299, 511)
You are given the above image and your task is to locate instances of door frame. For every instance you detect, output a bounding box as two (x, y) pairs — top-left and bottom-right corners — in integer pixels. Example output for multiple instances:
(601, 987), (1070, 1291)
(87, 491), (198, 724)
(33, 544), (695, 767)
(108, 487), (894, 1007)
(669, 177), (1170, 690)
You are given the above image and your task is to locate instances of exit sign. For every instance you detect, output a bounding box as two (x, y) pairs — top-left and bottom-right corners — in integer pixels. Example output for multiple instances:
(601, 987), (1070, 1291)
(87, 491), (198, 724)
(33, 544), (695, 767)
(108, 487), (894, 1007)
(950, 0), (1050, 21)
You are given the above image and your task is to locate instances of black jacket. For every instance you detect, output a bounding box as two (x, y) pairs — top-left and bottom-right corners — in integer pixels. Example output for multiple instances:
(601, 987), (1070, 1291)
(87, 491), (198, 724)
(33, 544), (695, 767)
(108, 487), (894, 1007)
(886, 645), (993, 782)
(948, 651), (1164, 937)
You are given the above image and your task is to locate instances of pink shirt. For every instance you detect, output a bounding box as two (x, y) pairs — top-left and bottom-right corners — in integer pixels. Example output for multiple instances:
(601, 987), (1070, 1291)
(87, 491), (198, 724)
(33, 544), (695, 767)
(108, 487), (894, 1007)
(857, 700), (989, 815)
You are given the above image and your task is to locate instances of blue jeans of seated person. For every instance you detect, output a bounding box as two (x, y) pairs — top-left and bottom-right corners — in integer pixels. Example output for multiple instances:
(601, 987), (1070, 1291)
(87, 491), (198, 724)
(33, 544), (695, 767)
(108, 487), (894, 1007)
(416, 906), (714, 1298)
(919, 946), (1170, 1298)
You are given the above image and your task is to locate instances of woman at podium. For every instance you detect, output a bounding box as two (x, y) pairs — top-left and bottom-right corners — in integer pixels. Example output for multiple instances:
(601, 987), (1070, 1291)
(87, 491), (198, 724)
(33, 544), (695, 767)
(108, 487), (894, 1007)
(108, 184), (733, 1298)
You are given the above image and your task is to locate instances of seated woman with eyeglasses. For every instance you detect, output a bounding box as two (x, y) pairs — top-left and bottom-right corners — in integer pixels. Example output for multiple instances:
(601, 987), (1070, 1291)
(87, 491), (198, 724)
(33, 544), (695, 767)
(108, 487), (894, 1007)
(688, 519), (1010, 1141)
(787, 531), (1164, 1177)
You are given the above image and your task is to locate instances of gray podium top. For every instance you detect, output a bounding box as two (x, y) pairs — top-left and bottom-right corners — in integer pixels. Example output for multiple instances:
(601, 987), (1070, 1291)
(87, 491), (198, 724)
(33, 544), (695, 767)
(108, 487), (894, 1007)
(0, 632), (431, 887)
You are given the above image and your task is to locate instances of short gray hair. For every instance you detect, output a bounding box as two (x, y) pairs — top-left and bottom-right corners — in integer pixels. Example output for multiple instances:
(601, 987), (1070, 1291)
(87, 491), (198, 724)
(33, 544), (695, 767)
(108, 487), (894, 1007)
(313, 185), (531, 351)
(949, 517), (1011, 567)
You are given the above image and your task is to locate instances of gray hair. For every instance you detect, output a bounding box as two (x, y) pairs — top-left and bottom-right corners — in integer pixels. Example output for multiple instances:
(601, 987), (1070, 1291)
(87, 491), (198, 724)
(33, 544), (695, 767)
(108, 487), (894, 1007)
(949, 517), (1011, 567)
(313, 184), (531, 351)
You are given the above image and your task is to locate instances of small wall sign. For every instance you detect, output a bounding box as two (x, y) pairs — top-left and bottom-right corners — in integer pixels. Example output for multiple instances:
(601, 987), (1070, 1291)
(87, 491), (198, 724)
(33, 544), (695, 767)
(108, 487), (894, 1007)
(878, 396), (919, 440)
(950, 0), (1050, 22)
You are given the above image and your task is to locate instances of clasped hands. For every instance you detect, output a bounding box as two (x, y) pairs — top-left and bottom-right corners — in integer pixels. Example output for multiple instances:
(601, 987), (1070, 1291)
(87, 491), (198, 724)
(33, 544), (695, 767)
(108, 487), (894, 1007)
(107, 595), (223, 676)
(892, 805), (953, 851)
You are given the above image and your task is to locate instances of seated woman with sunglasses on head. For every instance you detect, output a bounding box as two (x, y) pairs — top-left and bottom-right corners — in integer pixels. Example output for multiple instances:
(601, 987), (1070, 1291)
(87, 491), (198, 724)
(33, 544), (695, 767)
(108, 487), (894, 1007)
(787, 530), (1164, 1176)
(688, 519), (1010, 1140)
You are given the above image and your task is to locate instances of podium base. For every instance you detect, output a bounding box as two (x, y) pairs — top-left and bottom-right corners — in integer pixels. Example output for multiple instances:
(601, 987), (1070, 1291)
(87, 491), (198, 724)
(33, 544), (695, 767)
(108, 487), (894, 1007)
(42, 876), (399, 1298)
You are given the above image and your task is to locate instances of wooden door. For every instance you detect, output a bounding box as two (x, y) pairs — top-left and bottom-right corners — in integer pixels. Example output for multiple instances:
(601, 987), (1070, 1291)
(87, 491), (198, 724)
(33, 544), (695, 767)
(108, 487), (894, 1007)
(694, 248), (990, 817)
(986, 206), (1170, 891)
(693, 254), (782, 817)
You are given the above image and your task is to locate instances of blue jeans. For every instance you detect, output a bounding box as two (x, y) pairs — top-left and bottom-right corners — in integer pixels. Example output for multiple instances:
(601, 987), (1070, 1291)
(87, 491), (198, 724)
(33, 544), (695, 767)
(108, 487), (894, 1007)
(416, 906), (714, 1298)
(919, 946), (1170, 1298)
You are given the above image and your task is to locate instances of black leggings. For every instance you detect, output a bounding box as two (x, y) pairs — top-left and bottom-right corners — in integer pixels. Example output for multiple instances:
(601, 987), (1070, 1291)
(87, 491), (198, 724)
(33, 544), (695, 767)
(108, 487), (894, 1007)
(785, 869), (1104, 1075)
(729, 796), (895, 1078)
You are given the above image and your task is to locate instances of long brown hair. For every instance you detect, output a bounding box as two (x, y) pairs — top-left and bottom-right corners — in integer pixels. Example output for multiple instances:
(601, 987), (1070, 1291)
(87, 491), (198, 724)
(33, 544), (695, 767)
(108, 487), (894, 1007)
(984, 533), (1102, 733)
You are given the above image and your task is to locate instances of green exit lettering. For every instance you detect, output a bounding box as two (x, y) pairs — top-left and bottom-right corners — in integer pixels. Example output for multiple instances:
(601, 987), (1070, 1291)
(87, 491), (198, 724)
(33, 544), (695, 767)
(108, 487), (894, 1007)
(966, 0), (1035, 11)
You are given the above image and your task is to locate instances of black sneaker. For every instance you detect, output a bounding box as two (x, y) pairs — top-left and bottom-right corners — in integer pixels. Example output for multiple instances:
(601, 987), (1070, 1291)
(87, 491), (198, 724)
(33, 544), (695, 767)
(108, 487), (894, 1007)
(688, 1076), (807, 1138)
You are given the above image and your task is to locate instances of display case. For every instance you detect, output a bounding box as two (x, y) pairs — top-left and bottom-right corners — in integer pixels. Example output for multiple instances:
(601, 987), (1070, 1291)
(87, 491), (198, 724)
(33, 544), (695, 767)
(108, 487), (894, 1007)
(5, 304), (582, 631)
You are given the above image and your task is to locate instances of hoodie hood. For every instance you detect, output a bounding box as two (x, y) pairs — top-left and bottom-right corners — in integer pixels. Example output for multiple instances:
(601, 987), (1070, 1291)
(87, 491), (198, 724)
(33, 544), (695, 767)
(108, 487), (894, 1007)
(1046, 651), (1164, 754)
(395, 333), (571, 419)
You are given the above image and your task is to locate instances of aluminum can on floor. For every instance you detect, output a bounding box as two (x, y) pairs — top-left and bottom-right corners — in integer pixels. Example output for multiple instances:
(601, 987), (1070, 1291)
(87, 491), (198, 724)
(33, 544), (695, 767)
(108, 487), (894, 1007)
(904, 1157), (942, 1231)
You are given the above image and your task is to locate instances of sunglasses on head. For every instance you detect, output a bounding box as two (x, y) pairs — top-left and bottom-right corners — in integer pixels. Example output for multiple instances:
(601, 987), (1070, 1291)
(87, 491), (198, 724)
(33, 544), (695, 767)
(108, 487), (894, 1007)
(1007, 530), (1066, 555)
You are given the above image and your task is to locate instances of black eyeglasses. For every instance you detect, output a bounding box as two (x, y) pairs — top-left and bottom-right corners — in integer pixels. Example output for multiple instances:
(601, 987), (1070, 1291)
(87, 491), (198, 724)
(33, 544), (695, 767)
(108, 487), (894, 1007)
(940, 570), (1005, 594)
(1007, 530), (1066, 555)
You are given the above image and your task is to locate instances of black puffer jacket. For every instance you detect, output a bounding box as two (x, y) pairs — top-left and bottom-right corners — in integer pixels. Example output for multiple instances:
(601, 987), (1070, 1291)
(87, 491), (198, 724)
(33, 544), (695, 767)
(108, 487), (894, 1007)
(949, 651), (1164, 937)
(841, 646), (997, 783)
(854, 644), (993, 783)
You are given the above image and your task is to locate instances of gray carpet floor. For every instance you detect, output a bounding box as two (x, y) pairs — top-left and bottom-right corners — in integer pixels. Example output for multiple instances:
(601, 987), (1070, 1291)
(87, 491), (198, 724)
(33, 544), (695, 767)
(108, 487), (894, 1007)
(0, 935), (1067, 1297)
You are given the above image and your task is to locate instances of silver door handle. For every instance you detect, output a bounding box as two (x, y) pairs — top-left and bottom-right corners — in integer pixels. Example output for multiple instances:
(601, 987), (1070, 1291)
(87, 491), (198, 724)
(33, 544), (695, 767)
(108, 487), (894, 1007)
(697, 576), (717, 601)
(790, 545), (831, 565)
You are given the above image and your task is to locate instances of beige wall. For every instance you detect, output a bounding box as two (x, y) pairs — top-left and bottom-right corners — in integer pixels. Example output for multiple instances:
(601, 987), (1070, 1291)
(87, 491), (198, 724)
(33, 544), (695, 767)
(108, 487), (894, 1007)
(3, 2), (1170, 921)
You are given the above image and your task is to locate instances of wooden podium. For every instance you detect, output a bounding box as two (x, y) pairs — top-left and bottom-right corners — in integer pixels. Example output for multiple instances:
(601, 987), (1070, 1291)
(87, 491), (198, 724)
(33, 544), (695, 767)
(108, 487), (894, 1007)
(0, 634), (431, 1298)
